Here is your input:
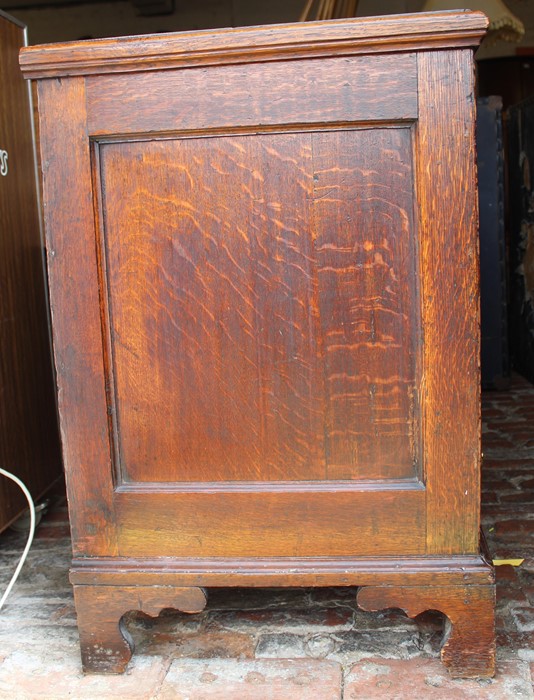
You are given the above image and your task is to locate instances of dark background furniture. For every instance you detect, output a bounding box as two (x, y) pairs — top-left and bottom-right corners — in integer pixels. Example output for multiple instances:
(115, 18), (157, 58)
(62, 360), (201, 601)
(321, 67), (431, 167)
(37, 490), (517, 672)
(0, 10), (61, 534)
(476, 96), (509, 390)
(478, 57), (534, 112)
(506, 96), (534, 385)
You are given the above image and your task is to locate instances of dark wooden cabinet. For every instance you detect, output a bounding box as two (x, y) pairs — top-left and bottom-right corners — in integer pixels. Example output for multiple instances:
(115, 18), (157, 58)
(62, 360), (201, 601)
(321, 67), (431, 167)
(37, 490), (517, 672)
(477, 56), (534, 110)
(476, 96), (509, 389)
(20, 11), (495, 679)
(507, 96), (534, 385)
(0, 10), (61, 533)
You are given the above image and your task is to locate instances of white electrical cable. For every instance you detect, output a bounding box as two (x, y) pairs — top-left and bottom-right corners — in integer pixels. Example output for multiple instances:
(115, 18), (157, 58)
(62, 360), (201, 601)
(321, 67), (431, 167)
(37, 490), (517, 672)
(0, 467), (36, 610)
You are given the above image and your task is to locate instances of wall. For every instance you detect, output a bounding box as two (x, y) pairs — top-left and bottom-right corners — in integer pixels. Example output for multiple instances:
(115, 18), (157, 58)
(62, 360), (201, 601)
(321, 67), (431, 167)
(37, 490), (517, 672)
(4, 0), (421, 45)
(2, 0), (533, 52)
(477, 0), (534, 60)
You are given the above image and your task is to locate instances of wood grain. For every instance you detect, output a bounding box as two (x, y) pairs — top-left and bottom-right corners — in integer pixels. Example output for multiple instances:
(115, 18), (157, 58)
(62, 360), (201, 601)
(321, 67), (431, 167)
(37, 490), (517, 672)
(86, 53), (416, 137)
(312, 127), (419, 479)
(36, 77), (118, 555)
(114, 488), (426, 557)
(416, 50), (481, 554)
(358, 584), (495, 678)
(70, 552), (495, 588)
(98, 127), (419, 484)
(26, 11), (491, 678)
(19, 12), (488, 79)
(100, 134), (322, 482)
(74, 584), (207, 674)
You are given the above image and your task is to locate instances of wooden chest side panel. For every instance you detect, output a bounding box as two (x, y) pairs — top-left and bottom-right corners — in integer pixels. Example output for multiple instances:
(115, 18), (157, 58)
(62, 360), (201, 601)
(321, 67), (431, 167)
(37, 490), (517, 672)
(32, 31), (483, 558)
(85, 53), (417, 136)
(98, 127), (419, 484)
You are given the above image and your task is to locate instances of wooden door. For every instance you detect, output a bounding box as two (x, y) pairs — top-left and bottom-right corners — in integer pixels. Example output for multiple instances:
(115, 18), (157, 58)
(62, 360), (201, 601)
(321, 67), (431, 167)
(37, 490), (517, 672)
(25, 15), (483, 561)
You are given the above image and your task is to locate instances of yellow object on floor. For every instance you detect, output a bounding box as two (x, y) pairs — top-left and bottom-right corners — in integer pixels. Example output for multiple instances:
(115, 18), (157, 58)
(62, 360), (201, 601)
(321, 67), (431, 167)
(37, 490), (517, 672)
(492, 559), (525, 566)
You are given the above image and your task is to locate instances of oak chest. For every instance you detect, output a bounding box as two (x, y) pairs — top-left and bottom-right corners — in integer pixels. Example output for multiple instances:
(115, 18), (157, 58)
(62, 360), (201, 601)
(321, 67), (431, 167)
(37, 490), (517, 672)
(20, 11), (495, 678)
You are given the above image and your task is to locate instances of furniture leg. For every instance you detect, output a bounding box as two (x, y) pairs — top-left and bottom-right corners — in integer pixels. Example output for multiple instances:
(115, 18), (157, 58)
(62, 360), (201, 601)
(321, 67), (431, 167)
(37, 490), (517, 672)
(73, 584), (207, 673)
(357, 583), (495, 679)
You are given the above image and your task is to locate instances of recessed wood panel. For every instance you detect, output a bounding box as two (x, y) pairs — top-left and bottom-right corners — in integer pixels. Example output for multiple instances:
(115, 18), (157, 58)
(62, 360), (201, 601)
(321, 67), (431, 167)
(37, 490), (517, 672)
(312, 128), (419, 479)
(100, 133), (323, 483)
(98, 127), (419, 484)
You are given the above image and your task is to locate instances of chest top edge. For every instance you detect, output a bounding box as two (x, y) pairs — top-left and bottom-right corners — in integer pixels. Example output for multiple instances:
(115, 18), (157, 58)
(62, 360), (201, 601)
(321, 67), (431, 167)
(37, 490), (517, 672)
(19, 10), (488, 80)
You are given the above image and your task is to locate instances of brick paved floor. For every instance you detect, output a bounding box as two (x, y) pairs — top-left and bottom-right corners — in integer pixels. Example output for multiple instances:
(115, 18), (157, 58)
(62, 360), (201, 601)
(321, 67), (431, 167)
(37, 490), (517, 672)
(0, 374), (533, 698)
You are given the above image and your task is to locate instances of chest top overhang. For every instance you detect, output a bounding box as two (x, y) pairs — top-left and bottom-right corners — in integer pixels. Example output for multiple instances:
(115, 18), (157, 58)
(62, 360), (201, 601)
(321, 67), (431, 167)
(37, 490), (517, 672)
(19, 10), (488, 81)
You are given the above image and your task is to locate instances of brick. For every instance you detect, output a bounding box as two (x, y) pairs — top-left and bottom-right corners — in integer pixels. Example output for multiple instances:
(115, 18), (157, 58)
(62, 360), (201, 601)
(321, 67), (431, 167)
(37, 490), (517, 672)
(496, 631), (534, 661)
(0, 600), (77, 625)
(305, 634), (338, 658)
(483, 437), (515, 449)
(516, 478), (534, 490)
(33, 524), (71, 540)
(205, 606), (354, 634)
(481, 492), (500, 504)
(481, 408), (506, 418)
(129, 608), (203, 634)
(413, 610), (443, 631)
(489, 546), (533, 561)
(255, 626), (422, 664)
(0, 623), (80, 657)
(176, 631), (256, 660)
(503, 432), (534, 441)
(483, 459), (534, 471)
(0, 651), (170, 699)
(500, 493), (534, 505)
(255, 632), (308, 658)
(496, 583), (529, 606)
(343, 658), (533, 699)
(481, 474), (517, 488)
(156, 659), (342, 700)
(330, 629), (422, 660)
(495, 520), (534, 538)
(511, 607), (534, 633)
(133, 629), (256, 660)
(483, 507), (534, 520)
(523, 586), (534, 605)
(496, 564), (524, 587)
